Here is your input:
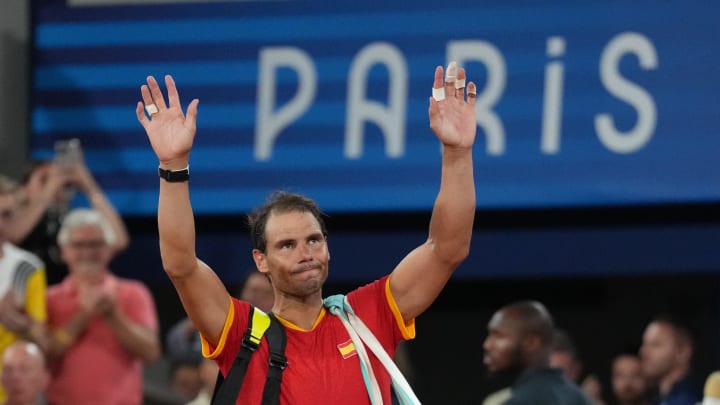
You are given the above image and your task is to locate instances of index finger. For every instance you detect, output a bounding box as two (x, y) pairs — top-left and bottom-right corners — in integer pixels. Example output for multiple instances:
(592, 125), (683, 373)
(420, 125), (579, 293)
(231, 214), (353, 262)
(165, 75), (181, 109)
(433, 65), (444, 89)
(146, 75), (168, 110)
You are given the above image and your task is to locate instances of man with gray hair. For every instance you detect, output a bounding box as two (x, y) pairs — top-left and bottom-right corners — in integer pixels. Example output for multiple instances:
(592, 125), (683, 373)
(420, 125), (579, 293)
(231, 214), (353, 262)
(44, 208), (160, 405)
(0, 175), (47, 404)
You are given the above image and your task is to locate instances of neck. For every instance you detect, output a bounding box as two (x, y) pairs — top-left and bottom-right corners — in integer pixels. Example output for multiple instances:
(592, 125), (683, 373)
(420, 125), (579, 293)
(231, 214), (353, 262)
(526, 351), (551, 370)
(71, 270), (106, 285)
(659, 364), (689, 397)
(619, 400), (650, 405)
(272, 293), (324, 330)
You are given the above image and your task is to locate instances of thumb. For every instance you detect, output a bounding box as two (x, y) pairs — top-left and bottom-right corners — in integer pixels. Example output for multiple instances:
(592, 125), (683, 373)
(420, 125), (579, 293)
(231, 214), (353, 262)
(184, 99), (200, 132)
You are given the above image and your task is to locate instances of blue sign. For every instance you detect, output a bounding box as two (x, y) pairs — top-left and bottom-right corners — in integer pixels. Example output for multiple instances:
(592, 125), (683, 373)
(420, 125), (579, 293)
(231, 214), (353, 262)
(30, 0), (720, 215)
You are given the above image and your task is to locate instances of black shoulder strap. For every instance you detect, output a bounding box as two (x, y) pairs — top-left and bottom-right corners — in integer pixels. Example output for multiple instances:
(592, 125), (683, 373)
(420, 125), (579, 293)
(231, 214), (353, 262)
(260, 313), (287, 405)
(210, 307), (288, 405)
(211, 305), (268, 404)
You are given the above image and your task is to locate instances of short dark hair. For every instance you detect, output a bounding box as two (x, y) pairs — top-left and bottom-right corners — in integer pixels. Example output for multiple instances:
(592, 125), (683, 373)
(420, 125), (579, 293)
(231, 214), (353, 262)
(247, 191), (327, 252)
(503, 300), (555, 346)
(650, 313), (694, 348)
(552, 329), (578, 358)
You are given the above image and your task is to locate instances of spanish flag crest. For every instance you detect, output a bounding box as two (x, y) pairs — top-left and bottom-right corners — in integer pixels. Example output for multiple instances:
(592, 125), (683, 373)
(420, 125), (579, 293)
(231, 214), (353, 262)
(337, 339), (356, 359)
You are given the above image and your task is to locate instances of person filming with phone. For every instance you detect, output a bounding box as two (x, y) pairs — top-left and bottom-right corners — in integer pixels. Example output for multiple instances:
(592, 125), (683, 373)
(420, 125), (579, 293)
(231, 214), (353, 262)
(10, 139), (129, 284)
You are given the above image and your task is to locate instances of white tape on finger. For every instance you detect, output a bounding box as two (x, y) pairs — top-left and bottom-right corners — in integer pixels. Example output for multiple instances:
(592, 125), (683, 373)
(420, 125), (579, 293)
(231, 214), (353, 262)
(145, 103), (159, 116)
(454, 78), (466, 89)
(445, 61), (458, 83)
(432, 87), (446, 101)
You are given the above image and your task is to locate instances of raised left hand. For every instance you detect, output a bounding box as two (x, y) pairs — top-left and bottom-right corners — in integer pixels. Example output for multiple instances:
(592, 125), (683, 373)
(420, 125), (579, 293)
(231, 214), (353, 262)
(428, 62), (477, 149)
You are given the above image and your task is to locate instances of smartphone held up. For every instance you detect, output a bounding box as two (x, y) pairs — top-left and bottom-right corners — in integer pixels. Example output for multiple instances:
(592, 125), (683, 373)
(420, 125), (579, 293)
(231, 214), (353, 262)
(54, 138), (82, 171)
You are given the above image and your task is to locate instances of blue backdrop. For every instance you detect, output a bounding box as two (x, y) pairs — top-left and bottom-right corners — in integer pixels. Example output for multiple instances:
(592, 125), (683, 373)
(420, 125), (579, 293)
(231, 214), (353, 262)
(30, 0), (720, 215)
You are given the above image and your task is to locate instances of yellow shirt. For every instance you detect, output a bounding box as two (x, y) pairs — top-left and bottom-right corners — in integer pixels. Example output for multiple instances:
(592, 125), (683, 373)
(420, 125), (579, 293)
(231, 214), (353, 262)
(0, 242), (46, 402)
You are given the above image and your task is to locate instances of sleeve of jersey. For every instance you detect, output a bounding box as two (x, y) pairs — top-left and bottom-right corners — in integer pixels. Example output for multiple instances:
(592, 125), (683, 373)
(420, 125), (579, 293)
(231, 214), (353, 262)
(200, 298), (251, 376)
(347, 275), (416, 347)
(24, 267), (46, 323)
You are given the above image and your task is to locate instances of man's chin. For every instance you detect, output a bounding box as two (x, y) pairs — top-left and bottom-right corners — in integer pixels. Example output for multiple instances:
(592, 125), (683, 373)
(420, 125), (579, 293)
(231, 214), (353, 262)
(73, 265), (104, 277)
(484, 366), (521, 386)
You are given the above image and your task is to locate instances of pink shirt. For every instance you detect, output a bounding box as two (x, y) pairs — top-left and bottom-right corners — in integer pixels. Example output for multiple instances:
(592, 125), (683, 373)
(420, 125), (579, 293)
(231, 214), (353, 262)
(46, 273), (158, 405)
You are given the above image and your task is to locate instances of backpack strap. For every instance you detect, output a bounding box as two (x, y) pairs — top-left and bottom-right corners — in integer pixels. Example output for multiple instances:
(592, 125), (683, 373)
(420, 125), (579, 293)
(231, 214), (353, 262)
(324, 294), (421, 405)
(260, 313), (287, 405)
(211, 305), (272, 405)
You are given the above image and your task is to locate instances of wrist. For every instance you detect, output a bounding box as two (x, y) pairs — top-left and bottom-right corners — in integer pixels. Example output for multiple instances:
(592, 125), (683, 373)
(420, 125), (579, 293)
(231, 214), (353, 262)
(22, 320), (44, 342)
(87, 189), (103, 203)
(158, 165), (190, 183)
(54, 328), (74, 347)
(158, 157), (190, 171)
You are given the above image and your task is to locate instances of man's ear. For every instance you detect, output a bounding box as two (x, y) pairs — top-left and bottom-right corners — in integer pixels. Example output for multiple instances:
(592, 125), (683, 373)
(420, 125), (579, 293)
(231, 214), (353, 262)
(676, 342), (693, 365)
(252, 249), (268, 274)
(522, 334), (541, 354)
(59, 245), (70, 264)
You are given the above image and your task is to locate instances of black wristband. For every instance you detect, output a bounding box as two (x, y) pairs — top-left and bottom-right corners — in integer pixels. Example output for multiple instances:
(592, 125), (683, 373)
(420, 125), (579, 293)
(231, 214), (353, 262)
(158, 166), (190, 182)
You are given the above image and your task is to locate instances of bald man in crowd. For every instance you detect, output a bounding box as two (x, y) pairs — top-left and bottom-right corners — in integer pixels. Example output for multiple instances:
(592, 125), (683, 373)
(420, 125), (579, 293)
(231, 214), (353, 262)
(1, 340), (49, 405)
(483, 300), (592, 405)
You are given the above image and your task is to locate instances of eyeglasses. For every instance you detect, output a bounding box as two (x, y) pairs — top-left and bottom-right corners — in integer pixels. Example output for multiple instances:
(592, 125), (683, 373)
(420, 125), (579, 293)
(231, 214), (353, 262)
(67, 240), (106, 249)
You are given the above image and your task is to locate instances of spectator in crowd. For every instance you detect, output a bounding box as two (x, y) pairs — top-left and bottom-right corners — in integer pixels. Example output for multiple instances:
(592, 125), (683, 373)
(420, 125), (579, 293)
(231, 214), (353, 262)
(612, 353), (650, 405)
(235, 270), (274, 313)
(1, 340), (49, 405)
(483, 300), (593, 405)
(11, 145), (128, 284)
(165, 316), (203, 366)
(551, 329), (584, 383)
(43, 209), (160, 405)
(0, 175), (48, 403)
(640, 315), (703, 405)
(169, 358), (204, 402)
(551, 329), (605, 405)
(185, 357), (219, 405)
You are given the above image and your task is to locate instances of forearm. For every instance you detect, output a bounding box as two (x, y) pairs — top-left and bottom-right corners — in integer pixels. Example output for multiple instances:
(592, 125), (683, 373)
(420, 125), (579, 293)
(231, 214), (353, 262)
(428, 146), (475, 264)
(158, 175), (197, 278)
(106, 310), (160, 362)
(46, 311), (93, 359)
(15, 319), (50, 353)
(84, 178), (129, 252)
(8, 192), (54, 244)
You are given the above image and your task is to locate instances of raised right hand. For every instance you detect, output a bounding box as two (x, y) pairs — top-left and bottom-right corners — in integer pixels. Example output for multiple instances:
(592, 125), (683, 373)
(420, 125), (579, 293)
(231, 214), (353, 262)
(136, 75), (199, 169)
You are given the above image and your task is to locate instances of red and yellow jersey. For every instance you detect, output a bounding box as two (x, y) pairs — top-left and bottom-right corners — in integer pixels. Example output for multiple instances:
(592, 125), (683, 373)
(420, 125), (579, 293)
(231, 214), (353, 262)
(201, 276), (415, 405)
